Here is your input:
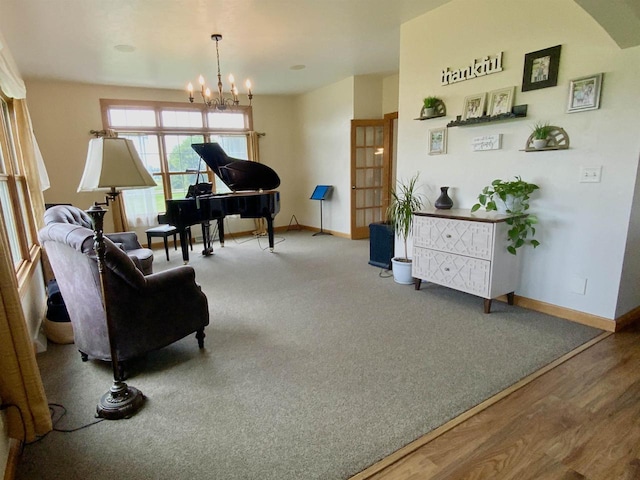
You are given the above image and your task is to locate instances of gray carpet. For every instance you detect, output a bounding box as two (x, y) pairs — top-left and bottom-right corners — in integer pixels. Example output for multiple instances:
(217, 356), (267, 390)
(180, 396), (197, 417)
(18, 230), (601, 480)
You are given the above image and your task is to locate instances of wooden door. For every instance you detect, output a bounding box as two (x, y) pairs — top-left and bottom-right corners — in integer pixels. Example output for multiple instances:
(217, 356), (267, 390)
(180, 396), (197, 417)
(350, 115), (395, 239)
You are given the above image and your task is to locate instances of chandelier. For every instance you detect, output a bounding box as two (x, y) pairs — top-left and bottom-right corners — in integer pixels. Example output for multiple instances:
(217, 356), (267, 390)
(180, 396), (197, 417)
(187, 34), (253, 111)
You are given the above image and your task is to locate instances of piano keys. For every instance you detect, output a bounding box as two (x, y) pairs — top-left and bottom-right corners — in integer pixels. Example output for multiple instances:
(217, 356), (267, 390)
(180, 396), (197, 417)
(165, 190), (280, 262)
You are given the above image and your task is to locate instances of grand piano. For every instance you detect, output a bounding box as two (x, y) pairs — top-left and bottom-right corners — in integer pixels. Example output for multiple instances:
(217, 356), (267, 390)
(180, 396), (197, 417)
(164, 142), (280, 262)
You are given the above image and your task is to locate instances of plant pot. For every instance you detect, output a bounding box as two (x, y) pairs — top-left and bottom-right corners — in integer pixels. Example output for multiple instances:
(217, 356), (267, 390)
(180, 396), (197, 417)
(532, 138), (548, 149)
(423, 107), (435, 118)
(496, 194), (522, 214)
(391, 257), (414, 284)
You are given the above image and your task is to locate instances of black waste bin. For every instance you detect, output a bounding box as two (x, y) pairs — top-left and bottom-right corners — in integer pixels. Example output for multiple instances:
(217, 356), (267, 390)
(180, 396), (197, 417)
(368, 222), (394, 269)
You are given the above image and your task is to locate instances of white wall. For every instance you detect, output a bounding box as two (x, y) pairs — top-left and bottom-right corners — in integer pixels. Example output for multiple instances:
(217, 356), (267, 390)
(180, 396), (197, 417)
(354, 75), (383, 119)
(382, 74), (400, 114)
(616, 155), (640, 317)
(397, 0), (640, 319)
(293, 77), (355, 234)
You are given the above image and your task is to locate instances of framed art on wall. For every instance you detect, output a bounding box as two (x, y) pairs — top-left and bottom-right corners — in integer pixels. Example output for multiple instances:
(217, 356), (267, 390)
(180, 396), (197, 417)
(487, 87), (515, 116)
(428, 127), (447, 155)
(567, 73), (603, 113)
(462, 93), (486, 120)
(521, 45), (562, 92)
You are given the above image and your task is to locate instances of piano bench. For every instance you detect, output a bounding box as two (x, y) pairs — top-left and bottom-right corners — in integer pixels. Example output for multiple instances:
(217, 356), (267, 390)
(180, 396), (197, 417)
(146, 225), (192, 261)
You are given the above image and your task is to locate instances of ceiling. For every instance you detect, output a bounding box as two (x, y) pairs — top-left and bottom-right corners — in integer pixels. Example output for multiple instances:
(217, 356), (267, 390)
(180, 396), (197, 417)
(1, 1), (637, 98)
(0, 0), (450, 96)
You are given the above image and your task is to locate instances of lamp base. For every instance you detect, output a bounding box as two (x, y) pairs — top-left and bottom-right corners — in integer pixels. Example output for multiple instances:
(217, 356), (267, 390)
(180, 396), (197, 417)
(96, 381), (145, 420)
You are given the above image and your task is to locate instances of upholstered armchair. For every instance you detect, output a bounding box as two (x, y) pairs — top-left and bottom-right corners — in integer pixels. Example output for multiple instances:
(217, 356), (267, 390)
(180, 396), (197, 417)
(38, 220), (209, 379)
(44, 205), (154, 275)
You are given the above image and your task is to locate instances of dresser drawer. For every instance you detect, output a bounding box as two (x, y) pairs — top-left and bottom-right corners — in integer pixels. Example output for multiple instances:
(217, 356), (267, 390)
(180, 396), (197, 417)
(413, 247), (490, 297)
(413, 215), (494, 260)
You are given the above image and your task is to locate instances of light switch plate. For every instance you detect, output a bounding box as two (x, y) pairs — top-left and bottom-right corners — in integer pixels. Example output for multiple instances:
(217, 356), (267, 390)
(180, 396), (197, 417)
(579, 166), (602, 183)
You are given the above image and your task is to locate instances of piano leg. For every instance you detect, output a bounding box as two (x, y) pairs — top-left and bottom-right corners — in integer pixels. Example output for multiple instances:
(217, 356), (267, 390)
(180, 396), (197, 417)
(266, 216), (275, 252)
(217, 218), (225, 247)
(179, 229), (191, 263)
(201, 221), (214, 256)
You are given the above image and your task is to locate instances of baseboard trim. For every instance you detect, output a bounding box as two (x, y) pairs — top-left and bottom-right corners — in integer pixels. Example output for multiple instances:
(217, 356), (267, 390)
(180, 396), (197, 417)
(495, 294), (617, 332)
(3, 438), (21, 480)
(350, 330), (612, 480)
(614, 304), (640, 331)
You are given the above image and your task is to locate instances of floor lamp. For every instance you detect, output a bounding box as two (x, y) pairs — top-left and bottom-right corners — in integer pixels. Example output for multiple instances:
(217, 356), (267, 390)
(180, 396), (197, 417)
(78, 135), (156, 420)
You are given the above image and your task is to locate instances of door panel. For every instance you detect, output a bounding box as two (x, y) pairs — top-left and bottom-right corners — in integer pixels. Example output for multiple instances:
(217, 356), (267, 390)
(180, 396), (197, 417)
(350, 114), (396, 239)
(351, 119), (385, 239)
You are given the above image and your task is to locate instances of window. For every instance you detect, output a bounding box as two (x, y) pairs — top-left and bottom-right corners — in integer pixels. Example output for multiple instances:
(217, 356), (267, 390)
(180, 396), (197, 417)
(0, 95), (38, 276)
(100, 100), (253, 227)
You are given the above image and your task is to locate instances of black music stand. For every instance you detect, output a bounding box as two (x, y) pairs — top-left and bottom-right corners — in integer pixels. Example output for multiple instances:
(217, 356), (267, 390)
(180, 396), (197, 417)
(310, 185), (333, 236)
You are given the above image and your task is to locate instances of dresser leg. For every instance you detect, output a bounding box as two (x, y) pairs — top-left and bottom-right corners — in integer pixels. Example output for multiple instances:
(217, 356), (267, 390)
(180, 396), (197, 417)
(507, 291), (515, 305)
(484, 298), (492, 314)
(414, 278), (422, 290)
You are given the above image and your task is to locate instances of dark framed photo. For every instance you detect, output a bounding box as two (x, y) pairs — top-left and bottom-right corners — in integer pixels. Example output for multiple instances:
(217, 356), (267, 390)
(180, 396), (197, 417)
(521, 45), (562, 92)
(567, 73), (603, 113)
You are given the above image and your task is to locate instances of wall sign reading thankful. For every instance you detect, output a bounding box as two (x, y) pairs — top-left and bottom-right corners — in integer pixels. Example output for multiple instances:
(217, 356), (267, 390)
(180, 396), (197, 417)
(441, 52), (503, 86)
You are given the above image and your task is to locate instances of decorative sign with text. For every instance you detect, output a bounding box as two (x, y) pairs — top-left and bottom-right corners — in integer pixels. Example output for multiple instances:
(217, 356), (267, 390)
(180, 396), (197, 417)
(472, 134), (502, 151)
(441, 52), (503, 86)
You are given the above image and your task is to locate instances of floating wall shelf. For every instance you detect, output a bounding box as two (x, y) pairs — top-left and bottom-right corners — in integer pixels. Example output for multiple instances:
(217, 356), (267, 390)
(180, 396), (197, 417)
(522, 126), (570, 151)
(447, 105), (528, 127)
(414, 99), (446, 120)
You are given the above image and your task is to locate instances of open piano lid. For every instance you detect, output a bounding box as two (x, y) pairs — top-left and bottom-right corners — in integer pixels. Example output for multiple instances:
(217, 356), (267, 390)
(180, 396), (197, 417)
(191, 142), (280, 192)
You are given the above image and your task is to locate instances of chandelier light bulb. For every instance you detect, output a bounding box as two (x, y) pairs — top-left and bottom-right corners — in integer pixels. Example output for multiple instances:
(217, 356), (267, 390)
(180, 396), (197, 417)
(198, 75), (205, 86)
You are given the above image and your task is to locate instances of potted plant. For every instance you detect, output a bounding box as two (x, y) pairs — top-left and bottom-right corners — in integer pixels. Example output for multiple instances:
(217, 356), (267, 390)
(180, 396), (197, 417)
(422, 96), (441, 118)
(531, 121), (552, 149)
(387, 173), (424, 284)
(471, 176), (540, 255)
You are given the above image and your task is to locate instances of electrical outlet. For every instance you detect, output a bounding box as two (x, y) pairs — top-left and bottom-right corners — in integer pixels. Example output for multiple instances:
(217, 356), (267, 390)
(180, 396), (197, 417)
(579, 166), (602, 183)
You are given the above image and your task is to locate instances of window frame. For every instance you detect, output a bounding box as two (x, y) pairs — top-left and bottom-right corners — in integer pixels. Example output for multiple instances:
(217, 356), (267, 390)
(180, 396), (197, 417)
(100, 99), (254, 203)
(0, 94), (41, 284)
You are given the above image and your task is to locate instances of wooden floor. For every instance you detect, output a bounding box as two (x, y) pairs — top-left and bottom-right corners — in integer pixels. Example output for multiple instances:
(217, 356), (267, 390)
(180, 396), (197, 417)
(355, 323), (640, 480)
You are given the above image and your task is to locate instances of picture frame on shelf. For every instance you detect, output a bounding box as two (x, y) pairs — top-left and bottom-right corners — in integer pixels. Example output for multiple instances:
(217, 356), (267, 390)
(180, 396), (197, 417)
(462, 93), (486, 120)
(521, 45), (561, 92)
(487, 86), (515, 116)
(428, 127), (447, 155)
(567, 73), (603, 113)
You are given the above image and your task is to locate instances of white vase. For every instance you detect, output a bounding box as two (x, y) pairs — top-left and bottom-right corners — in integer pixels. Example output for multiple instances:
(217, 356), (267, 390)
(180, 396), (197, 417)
(391, 257), (414, 285)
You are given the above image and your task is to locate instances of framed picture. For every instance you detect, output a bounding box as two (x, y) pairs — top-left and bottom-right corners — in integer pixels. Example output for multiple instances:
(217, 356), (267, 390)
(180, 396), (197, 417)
(567, 73), (603, 113)
(487, 87), (515, 116)
(462, 93), (486, 120)
(428, 127), (447, 155)
(521, 45), (562, 92)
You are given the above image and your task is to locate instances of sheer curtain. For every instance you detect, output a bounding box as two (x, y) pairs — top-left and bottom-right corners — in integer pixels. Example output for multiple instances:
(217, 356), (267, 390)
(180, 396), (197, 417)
(248, 131), (267, 235)
(122, 188), (158, 228)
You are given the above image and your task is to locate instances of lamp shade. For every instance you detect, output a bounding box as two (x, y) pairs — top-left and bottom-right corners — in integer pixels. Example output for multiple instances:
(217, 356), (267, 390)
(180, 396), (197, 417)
(77, 137), (156, 192)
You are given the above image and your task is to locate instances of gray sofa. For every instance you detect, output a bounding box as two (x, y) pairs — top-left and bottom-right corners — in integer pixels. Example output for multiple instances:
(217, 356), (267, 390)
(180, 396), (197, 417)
(39, 217), (210, 379)
(44, 205), (154, 275)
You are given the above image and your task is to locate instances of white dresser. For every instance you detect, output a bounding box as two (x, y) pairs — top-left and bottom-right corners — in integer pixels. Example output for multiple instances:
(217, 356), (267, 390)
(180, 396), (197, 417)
(412, 208), (521, 313)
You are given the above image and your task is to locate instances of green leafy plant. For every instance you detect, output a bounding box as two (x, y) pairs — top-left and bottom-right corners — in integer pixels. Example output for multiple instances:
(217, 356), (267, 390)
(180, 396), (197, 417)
(531, 121), (552, 140)
(471, 176), (540, 255)
(387, 173), (424, 261)
(423, 96), (440, 109)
